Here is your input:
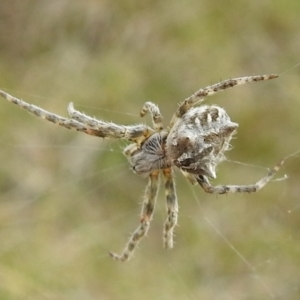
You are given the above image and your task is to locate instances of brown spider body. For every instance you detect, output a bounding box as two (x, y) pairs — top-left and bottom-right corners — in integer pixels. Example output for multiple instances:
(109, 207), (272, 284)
(127, 104), (237, 180)
(0, 73), (282, 261)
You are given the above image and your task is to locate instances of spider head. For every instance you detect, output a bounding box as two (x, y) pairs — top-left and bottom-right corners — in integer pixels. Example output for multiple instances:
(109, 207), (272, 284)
(166, 105), (238, 179)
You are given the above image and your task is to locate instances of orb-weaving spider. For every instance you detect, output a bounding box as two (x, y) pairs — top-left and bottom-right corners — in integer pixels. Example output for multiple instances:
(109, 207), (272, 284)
(0, 74), (282, 261)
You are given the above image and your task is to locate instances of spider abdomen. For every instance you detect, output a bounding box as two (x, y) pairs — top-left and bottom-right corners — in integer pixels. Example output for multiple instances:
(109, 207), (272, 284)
(166, 105), (238, 178)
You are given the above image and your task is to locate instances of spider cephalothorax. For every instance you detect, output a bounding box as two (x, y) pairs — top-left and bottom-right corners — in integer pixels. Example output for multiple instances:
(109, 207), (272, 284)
(124, 130), (170, 175)
(0, 74), (283, 261)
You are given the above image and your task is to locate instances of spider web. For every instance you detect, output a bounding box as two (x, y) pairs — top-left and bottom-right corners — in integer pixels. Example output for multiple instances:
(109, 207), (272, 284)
(0, 64), (299, 299)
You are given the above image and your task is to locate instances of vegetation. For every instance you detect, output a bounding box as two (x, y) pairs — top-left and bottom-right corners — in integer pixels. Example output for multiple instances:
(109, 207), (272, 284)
(0, 0), (299, 299)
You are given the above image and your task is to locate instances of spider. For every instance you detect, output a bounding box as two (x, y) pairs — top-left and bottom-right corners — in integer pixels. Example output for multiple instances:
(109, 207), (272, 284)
(0, 74), (283, 261)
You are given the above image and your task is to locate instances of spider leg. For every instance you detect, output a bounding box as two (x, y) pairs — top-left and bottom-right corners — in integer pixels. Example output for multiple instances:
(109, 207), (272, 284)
(0, 89), (98, 135)
(140, 101), (163, 130)
(68, 103), (154, 142)
(197, 159), (284, 194)
(163, 168), (178, 249)
(170, 74), (278, 126)
(110, 170), (159, 261)
(0, 90), (153, 142)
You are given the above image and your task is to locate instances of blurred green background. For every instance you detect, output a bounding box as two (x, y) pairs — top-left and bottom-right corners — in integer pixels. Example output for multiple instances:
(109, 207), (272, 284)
(0, 0), (300, 299)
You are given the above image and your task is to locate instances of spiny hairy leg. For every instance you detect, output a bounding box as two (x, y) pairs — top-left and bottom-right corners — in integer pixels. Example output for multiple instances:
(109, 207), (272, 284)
(140, 101), (164, 130)
(170, 74), (278, 126)
(163, 168), (178, 249)
(109, 170), (159, 261)
(68, 103), (154, 142)
(197, 159), (284, 194)
(0, 89), (153, 141)
(0, 89), (99, 135)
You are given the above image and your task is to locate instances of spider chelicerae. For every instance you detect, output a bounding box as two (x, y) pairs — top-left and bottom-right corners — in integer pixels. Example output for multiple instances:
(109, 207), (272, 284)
(0, 74), (283, 261)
